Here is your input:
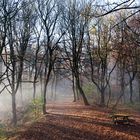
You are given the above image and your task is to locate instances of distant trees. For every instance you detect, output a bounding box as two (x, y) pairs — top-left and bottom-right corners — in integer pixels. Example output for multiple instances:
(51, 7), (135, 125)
(59, 0), (93, 105)
(84, 16), (118, 106)
(108, 10), (140, 106)
(127, 13), (140, 102)
(0, 0), (140, 126)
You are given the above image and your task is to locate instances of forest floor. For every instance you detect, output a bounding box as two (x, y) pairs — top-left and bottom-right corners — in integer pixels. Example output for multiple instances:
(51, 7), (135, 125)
(9, 101), (140, 140)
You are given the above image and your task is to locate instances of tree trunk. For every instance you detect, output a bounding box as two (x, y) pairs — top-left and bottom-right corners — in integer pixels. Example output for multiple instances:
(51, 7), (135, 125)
(20, 82), (23, 106)
(123, 92), (126, 104)
(113, 86), (125, 109)
(129, 80), (133, 104)
(11, 93), (17, 126)
(40, 71), (43, 96)
(76, 82), (80, 100)
(54, 77), (57, 101)
(100, 88), (105, 106)
(107, 84), (111, 107)
(76, 77), (89, 105)
(43, 77), (48, 114)
(43, 85), (47, 114)
(138, 79), (140, 102)
(33, 82), (36, 100)
(0, 60), (2, 78)
(72, 75), (76, 102)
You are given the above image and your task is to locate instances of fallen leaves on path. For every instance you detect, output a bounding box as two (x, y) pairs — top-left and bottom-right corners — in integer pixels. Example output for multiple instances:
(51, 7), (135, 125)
(11, 102), (140, 140)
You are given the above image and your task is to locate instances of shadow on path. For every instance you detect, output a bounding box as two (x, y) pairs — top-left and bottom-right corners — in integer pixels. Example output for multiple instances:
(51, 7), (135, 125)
(16, 103), (140, 140)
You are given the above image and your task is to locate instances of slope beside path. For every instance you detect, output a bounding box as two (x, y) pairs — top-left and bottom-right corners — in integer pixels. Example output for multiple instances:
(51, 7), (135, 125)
(10, 101), (140, 140)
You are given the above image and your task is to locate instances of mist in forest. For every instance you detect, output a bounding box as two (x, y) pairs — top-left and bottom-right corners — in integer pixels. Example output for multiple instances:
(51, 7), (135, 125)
(0, 78), (73, 122)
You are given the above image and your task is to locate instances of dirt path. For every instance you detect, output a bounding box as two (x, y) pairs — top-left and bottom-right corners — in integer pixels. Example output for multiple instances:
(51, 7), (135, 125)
(11, 102), (140, 140)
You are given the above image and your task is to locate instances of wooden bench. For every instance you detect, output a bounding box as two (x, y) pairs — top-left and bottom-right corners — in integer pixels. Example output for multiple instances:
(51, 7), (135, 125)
(110, 114), (135, 125)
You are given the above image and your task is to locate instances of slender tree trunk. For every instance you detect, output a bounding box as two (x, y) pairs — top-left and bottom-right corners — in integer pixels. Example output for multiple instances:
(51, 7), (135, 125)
(139, 86), (140, 102)
(138, 79), (140, 102)
(76, 76), (89, 105)
(51, 74), (55, 100)
(107, 84), (111, 107)
(113, 84), (125, 109)
(28, 65), (32, 81)
(11, 93), (17, 126)
(40, 71), (43, 96)
(76, 84), (79, 100)
(33, 82), (36, 100)
(75, 75), (79, 100)
(54, 76), (57, 101)
(0, 60), (2, 78)
(123, 92), (126, 104)
(20, 82), (23, 106)
(129, 80), (133, 104)
(72, 74), (76, 102)
(43, 65), (52, 114)
(43, 82), (47, 114)
(100, 88), (105, 106)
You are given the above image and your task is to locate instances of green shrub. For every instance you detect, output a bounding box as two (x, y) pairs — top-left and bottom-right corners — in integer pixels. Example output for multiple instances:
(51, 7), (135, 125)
(83, 83), (99, 103)
(23, 97), (43, 122)
(30, 97), (43, 119)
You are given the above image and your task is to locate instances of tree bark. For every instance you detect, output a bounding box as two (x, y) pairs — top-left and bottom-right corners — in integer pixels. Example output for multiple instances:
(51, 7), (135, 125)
(11, 93), (17, 126)
(72, 74), (76, 102)
(76, 76), (89, 105)
(100, 88), (105, 106)
(33, 82), (36, 100)
(129, 80), (133, 104)
(43, 82), (47, 114)
(138, 79), (140, 102)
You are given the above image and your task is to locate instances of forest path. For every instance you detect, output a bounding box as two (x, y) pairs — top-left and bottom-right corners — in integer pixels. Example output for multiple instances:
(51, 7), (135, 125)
(11, 101), (140, 140)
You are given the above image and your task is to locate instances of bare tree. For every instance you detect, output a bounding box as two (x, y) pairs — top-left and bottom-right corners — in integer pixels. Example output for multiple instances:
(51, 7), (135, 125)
(59, 0), (93, 105)
(1, 0), (34, 126)
(36, 0), (65, 114)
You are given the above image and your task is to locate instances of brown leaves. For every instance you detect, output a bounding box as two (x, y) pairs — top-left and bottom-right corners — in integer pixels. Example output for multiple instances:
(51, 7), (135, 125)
(12, 102), (140, 140)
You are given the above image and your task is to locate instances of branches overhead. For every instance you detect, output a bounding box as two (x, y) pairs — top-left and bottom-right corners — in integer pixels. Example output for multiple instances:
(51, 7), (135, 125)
(89, 0), (140, 18)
